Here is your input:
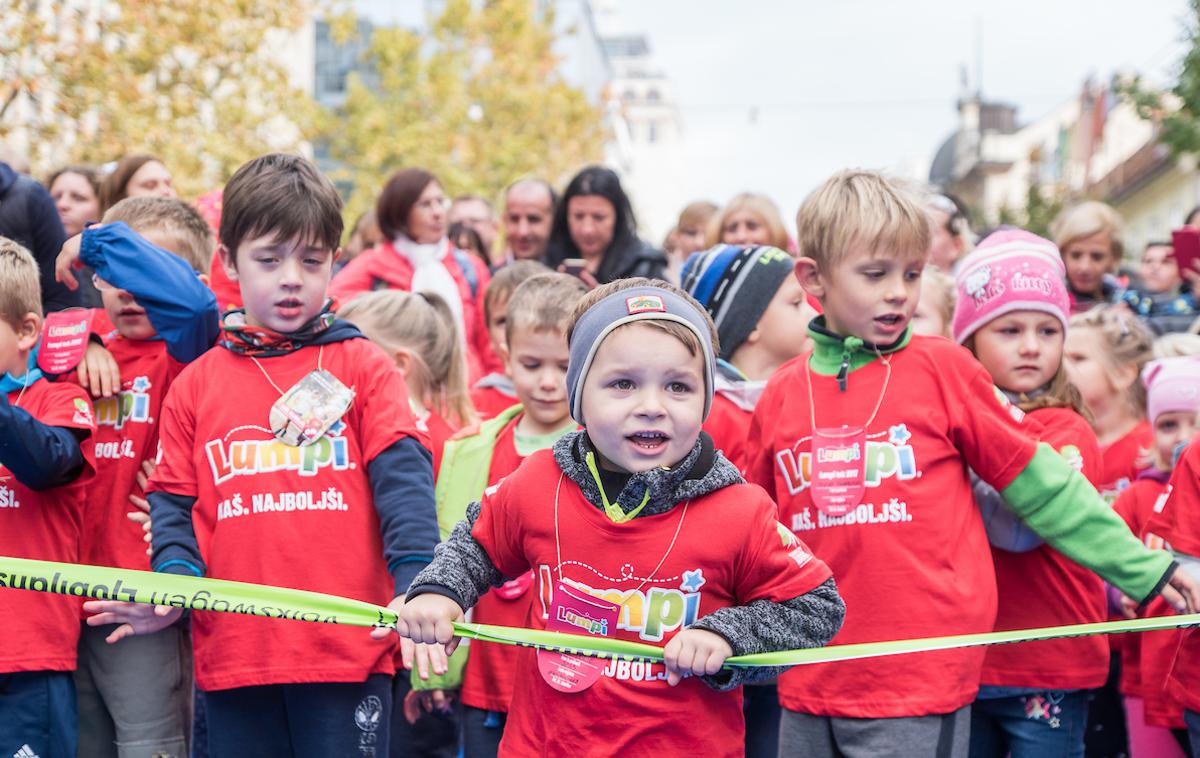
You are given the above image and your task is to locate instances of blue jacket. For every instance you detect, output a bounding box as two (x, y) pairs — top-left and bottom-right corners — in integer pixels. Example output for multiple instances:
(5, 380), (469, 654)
(0, 162), (76, 312)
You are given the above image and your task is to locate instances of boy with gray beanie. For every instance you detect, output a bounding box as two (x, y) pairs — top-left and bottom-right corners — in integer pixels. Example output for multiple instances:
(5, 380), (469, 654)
(398, 277), (844, 756)
(681, 244), (818, 472)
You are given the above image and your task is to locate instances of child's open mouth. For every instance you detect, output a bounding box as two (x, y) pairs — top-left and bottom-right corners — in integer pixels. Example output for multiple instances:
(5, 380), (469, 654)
(275, 299), (303, 318)
(627, 431), (669, 453)
(874, 313), (905, 333)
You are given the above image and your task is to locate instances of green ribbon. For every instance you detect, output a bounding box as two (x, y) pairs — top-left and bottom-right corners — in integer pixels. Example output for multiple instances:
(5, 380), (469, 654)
(3, 555), (1199, 668)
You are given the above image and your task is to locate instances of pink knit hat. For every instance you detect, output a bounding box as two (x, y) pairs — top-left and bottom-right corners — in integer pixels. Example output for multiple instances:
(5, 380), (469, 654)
(1142, 357), (1200, 422)
(952, 229), (1070, 344)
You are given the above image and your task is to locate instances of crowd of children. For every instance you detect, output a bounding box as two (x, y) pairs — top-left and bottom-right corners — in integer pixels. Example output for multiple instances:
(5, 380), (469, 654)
(2, 152), (1200, 758)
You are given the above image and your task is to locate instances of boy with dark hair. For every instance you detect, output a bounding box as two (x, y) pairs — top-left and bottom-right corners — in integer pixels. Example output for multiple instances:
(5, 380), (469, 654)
(86, 154), (440, 756)
(54, 195), (219, 758)
(0, 237), (96, 758)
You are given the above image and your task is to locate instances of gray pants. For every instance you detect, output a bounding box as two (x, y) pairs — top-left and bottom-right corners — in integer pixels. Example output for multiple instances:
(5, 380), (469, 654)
(780, 705), (971, 758)
(74, 621), (191, 758)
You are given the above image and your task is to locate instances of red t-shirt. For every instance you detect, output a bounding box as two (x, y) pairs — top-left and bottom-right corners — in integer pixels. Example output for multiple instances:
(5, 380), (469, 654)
(0, 379), (96, 673)
(329, 242), (500, 381)
(745, 336), (1040, 718)
(1114, 477), (1185, 728)
(980, 407), (1109, 690)
(75, 336), (185, 571)
(460, 415), (529, 713)
(1098, 421), (1153, 505)
(471, 449), (831, 757)
(470, 383), (518, 422)
(149, 338), (423, 691)
(419, 408), (457, 479)
(1146, 443), (1200, 714)
(703, 392), (752, 473)
(207, 248), (242, 313)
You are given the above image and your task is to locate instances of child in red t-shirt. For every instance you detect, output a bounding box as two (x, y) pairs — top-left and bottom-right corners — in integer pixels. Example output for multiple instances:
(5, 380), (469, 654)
(341, 288), (479, 477)
(83, 154), (441, 757)
(0, 238), (96, 758)
(744, 170), (1198, 757)
(400, 278), (844, 757)
(401, 273), (586, 758)
(470, 261), (551, 420)
(680, 244), (817, 475)
(1116, 357), (1200, 757)
(1147, 439), (1200, 753)
(1065, 306), (1157, 503)
(952, 230), (1109, 756)
(53, 197), (219, 758)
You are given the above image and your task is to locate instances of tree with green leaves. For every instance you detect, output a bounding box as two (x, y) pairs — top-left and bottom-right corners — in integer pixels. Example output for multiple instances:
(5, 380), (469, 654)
(321, 0), (605, 227)
(1122, 0), (1200, 157)
(1, 1), (316, 198)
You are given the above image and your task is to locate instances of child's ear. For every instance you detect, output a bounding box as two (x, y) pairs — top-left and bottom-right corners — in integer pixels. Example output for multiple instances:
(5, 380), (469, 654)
(392, 348), (413, 377)
(15, 311), (40, 352)
(498, 340), (511, 368)
(743, 327), (761, 346)
(1111, 361), (1140, 393)
(794, 257), (825, 300)
(218, 245), (238, 282)
(332, 246), (343, 264)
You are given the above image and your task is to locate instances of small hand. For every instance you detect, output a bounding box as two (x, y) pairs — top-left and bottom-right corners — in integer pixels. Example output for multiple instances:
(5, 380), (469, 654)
(83, 600), (182, 643)
(1161, 567), (1200, 614)
(77, 341), (121, 398)
(662, 628), (733, 687)
(55, 233), (85, 289)
(403, 688), (455, 724)
(394, 593), (465, 658)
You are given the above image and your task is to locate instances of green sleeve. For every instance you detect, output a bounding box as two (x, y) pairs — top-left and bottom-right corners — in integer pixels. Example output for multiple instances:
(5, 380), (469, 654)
(1001, 443), (1173, 603)
(410, 642), (469, 692)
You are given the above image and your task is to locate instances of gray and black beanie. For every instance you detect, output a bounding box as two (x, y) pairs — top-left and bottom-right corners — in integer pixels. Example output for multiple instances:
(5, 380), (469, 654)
(679, 244), (794, 361)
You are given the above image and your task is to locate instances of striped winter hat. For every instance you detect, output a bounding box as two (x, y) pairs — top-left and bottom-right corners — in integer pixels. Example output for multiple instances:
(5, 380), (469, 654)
(680, 244), (795, 361)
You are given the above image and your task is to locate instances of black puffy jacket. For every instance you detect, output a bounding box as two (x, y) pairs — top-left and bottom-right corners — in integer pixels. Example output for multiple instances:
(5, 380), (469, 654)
(0, 162), (76, 312)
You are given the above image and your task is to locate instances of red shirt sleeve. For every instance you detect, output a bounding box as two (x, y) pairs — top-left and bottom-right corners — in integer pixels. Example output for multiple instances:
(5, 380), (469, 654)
(37, 382), (98, 485)
(1149, 443), (1200, 556)
(147, 370), (198, 497)
(470, 473), (531, 580)
(346, 341), (426, 463)
(944, 351), (1040, 491)
(327, 251), (379, 305)
(732, 486), (832, 602)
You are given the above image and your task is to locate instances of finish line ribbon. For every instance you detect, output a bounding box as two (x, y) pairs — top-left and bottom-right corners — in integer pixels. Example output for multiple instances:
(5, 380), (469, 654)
(3, 555), (1199, 668)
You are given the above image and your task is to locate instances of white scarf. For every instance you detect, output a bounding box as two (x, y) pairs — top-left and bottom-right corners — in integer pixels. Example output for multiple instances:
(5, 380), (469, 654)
(393, 234), (467, 341)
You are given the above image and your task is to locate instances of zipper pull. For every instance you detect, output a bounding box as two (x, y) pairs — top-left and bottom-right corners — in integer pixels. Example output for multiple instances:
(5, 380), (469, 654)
(837, 336), (863, 392)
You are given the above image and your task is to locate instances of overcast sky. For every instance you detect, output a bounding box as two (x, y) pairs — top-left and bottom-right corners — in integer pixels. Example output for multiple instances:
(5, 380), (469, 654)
(358, 0), (1189, 231)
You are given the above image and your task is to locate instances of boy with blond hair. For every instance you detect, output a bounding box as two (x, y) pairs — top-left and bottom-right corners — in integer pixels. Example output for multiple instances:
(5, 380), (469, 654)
(744, 170), (1200, 756)
(400, 277), (844, 756)
(0, 238), (96, 758)
(54, 196), (219, 758)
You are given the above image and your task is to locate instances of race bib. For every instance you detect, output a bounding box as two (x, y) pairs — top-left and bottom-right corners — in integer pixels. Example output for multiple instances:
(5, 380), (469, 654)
(268, 369), (354, 447)
(809, 425), (867, 516)
(537, 581), (620, 693)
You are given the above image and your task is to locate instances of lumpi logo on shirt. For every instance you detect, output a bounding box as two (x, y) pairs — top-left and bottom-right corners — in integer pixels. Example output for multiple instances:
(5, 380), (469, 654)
(205, 420), (350, 485)
(95, 376), (152, 430)
(775, 424), (920, 496)
(536, 563), (706, 642)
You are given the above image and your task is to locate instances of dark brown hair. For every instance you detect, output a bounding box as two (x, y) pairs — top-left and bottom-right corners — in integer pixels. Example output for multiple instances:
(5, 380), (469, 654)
(99, 154), (161, 212)
(219, 153), (343, 260)
(376, 168), (437, 241)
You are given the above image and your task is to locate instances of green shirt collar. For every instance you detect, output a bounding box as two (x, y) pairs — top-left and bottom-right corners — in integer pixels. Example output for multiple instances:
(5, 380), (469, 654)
(807, 315), (911, 390)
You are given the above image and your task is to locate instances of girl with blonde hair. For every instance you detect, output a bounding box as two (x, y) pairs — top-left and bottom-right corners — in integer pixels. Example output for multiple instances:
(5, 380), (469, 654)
(708, 192), (791, 251)
(1052, 201), (1125, 313)
(340, 289), (477, 474)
